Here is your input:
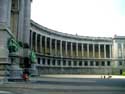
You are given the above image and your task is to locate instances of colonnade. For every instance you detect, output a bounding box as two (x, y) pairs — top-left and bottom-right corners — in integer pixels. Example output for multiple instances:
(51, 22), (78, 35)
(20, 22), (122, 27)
(30, 31), (112, 59)
(30, 28), (113, 74)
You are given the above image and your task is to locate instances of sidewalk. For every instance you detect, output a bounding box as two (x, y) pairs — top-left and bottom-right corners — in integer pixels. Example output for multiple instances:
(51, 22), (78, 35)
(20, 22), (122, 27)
(39, 74), (125, 79)
(1, 74), (125, 80)
(0, 74), (125, 91)
(0, 74), (125, 84)
(28, 74), (125, 82)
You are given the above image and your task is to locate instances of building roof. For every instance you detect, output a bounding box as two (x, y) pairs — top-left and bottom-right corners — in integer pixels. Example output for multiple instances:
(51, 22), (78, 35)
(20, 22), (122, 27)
(31, 20), (113, 42)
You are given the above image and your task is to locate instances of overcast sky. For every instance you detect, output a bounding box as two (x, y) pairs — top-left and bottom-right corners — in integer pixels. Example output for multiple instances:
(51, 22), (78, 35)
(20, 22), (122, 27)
(31, 0), (125, 37)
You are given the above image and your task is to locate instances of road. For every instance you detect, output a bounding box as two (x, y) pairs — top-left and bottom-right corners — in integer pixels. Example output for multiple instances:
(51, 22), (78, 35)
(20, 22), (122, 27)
(0, 78), (125, 94)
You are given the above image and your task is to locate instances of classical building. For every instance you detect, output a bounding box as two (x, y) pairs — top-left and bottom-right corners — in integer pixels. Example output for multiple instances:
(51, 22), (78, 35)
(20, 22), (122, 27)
(0, 0), (125, 76)
(30, 21), (125, 75)
(0, 0), (31, 77)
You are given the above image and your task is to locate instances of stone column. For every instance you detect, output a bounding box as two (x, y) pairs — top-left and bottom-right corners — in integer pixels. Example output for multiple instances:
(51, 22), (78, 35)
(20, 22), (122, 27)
(30, 31), (33, 50)
(0, 0), (11, 62)
(76, 61), (79, 67)
(60, 40), (62, 57)
(35, 33), (37, 52)
(70, 42), (73, 57)
(110, 45), (112, 58)
(104, 44), (106, 58)
(65, 41), (67, 56)
(45, 58), (47, 66)
(98, 44), (101, 58)
(88, 61), (90, 66)
(45, 37), (47, 54)
(76, 43), (78, 57)
(55, 39), (57, 56)
(50, 59), (52, 66)
(40, 58), (42, 65)
(82, 43), (84, 57)
(93, 61), (96, 66)
(105, 61), (107, 66)
(65, 60), (68, 67)
(71, 60), (73, 67)
(61, 60), (63, 73)
(122, 43), (124, 58)
(87, 44), (89, 58)
(23, 0), (31, 44)
(93, 44), (95, 58)
(50, 38), (52, 55)
(18, 0), (24, 41)
(0, 0), (11, 28)
(40, 35), (42, 54)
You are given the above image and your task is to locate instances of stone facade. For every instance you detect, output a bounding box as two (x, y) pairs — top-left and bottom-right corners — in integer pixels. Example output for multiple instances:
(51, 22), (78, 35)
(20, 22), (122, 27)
(30, 21), (125, 75)
(0, 0), (125, 76)
(0, 0), (31, 76)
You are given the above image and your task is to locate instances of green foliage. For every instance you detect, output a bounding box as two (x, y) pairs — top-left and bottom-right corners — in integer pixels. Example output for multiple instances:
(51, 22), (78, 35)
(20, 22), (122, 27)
(122, 72), (125, 76)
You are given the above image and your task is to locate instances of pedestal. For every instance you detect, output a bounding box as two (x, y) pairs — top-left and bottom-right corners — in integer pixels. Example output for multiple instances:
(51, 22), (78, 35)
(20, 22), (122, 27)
(8, 64), (23, 80)
(30, 64), (38, 76)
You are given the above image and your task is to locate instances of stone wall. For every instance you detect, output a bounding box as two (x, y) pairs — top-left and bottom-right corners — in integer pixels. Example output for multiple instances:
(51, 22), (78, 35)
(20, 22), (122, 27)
(37, 67), (113, 75)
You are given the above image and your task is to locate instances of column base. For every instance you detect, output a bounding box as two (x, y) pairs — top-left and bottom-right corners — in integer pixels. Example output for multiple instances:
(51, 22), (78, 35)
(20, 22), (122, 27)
(8, 64), (23, 81)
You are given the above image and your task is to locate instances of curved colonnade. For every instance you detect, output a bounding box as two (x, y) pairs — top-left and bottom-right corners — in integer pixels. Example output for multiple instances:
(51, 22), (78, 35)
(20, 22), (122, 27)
(30, 20), (117, 74)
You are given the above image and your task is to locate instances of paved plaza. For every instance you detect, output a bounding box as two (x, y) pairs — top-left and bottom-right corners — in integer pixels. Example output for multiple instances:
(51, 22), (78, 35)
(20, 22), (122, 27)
(0, 75), (125, 94)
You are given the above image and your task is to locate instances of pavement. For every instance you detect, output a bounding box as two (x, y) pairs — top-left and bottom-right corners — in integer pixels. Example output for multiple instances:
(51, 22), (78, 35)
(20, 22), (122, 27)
(0, 74), (125, 83)
(28, 74), (124, 82)
(39, 74), (125, 79)
(0, 91), (13, 94)
(0, 75), (125, 94)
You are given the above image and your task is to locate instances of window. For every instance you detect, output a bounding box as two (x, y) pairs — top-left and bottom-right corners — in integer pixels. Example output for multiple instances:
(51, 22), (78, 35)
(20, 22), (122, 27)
(96, 61), (99, 66)
(42, 58), (45, 65)
(47, 59), (50, 65)
(107, 61), (111, 66)
(63, 60), (66, 66)
(79, 61), (82, 66)
(68, 61), (71, 66)
(119, 61), (122, 66)
(101, 61), (105, 66)
(57, 60), (61, 66)
(37, 58), (40, 64)
(12, 0), (19, 10)
(74, 61), (77, 66)
(90, 61), (93, 66)
(52, 60), (55, 66)
(84, 61), (88, 66)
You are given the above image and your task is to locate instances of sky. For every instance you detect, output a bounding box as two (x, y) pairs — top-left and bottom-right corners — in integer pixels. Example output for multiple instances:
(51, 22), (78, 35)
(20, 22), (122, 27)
(31, 0), (125, 37)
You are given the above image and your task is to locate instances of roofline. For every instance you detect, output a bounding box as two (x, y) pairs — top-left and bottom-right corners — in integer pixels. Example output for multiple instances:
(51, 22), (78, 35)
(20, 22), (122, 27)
(30, 20), (113, 41)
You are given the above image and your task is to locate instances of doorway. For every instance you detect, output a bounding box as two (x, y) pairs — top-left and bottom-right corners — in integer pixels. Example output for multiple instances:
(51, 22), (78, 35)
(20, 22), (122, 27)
(120, 69), (122, 75)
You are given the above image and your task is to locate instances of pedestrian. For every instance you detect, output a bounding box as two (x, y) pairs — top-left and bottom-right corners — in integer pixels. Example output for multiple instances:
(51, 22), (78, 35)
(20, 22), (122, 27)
(22, 72), (29, 81)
